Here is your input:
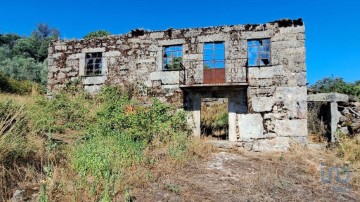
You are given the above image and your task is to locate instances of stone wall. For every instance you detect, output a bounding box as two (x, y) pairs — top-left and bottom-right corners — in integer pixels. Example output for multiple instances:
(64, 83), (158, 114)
(48, 18), (307, 151)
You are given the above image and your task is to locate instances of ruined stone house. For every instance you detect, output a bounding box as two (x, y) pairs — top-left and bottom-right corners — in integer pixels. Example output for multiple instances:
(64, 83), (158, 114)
(47, 18), (307, 151)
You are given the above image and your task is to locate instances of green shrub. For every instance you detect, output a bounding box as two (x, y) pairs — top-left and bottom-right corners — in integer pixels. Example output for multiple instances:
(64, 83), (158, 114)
(70, 86), (190, 196)
(84, 30), (111, 39)
(90, 86), (188, 143)
(72, 135), (146, 179)
(28, 92), (91, 134)
(0, 56), (48, 85)
(0, 71), (34, 94)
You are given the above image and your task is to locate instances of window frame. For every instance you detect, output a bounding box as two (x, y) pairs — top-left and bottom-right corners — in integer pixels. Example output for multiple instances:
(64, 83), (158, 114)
(203, 41), (225, 69)
(85, 52), (103, 77)
(247, 38), (272, 67)
(162, 44), (183, 71)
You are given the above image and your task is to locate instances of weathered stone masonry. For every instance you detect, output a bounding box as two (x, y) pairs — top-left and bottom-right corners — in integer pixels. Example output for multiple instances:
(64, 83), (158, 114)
(48, 18), (307, 151)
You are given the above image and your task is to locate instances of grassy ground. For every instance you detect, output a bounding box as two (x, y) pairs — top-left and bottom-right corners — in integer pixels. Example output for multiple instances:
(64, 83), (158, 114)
(1, 89), (359, 201)
(133, 144), (360, 201)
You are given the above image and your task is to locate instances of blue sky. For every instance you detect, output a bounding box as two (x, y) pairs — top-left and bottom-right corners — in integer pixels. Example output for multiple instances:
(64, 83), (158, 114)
(1, 0), (359, 84)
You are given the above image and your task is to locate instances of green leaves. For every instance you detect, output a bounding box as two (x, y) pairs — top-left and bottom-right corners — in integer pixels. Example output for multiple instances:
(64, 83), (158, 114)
(312, 77), (360, 99)
(0, 56), (47, 84)
(28, 92), (90, 134)
(71, 86), (191, 191)
(0, 23), (59, 89)
(84, 30), (111, 39)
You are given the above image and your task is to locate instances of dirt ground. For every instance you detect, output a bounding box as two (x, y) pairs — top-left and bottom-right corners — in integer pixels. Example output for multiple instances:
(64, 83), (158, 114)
(133, 148), (359, 202)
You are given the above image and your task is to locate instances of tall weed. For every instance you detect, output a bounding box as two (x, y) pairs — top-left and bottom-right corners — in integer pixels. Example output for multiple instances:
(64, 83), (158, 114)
(70, 86), (191, 199)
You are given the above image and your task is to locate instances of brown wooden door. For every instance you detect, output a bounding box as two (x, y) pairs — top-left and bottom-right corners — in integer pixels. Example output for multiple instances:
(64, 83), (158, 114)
(203, 68), (225, 84)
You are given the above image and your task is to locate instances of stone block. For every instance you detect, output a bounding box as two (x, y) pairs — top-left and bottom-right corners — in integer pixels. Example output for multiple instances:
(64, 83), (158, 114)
(274, 86), (307, 118)
(251, 96), (275, 112)
(248, 65), (284, 79)
(241, 30), (274, 40)
(149, 32), (164, 39)
(197, 34), (228, 42)
(103, 51), (121, 57)
(81, 47), (106, 53)
(158, 39), (185, 46)
(287, 72), (306, 87)
(279, 26), (305, 34)
(149, 71), (179, 85)
(252, 137), (290, 152)
(307, 93), (349, 102)
(83, 76), (107, 85)
(248, 87), (276, 97)
(238, 114), (264, 141)
(273, 119), (307, 137)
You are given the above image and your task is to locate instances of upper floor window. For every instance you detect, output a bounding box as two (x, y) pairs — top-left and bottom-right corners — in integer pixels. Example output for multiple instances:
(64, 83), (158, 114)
(163, 45), (183, 70)
(204, 42), (225, 69)
(85, 52), (103, 76)
(247, 39), (271, 66)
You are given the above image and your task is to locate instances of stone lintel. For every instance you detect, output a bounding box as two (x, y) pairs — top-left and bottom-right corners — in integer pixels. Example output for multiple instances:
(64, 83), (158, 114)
(307, 93), (349, 103)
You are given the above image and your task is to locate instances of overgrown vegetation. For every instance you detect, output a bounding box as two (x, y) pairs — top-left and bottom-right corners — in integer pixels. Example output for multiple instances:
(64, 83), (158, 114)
(67, 86), (191, 200)
(84, 30), (111, 39)
(0, 71), (35, 94)
(0, 97), (46, 201)
(0, 100), (29, 164)
(337, 134), (360, 164)
(201, 100), (228, 139)
(311, 77), (360, 99)
(0, 86), (207, 201)
(307, 101), (328, 142)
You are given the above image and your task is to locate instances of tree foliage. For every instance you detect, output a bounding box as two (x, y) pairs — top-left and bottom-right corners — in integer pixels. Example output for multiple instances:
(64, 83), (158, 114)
(11, 24), (59, 62)
(83, 30), (111, 39)
(311, 77), (360, 99)
(0, 23), (59, 89)
(0, 56), (47, 84)
(0, 34), (21, 49)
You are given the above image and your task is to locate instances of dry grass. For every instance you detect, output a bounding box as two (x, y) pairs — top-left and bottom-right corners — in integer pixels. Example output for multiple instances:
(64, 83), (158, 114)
(39, 137), (215, 201)
(201, 100), (228, 138)
(308, 102), (328, 142)
(133, 142), (360, 201)
(1, 92), (360, 201)
(0, 93), (33, 106)
(336, 135), (360, 190)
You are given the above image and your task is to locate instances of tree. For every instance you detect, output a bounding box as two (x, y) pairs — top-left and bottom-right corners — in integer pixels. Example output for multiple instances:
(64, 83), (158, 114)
(84, 30), (111, 39)
(0, 46), (11, 61)
(11, 23), (60, 62)
(0, 23), (56, 87)
(311, 77), (360, 99)
(0, 33), (21, 48)
(33, 24), (60, 61)
(0, 56), (47, 84)
(11, 37), (38, 59)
